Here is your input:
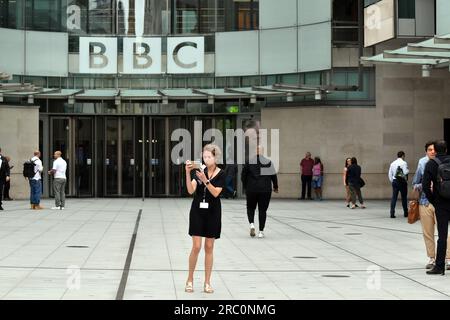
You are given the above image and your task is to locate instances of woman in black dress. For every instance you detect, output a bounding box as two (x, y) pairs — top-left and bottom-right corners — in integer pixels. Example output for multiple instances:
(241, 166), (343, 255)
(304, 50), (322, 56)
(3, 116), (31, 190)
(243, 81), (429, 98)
(185, 144), (225, 294)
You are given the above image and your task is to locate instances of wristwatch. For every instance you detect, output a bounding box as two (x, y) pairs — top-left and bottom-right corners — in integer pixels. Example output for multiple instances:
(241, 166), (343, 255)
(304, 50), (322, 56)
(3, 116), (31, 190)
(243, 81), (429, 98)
(205, 180), (210, 185)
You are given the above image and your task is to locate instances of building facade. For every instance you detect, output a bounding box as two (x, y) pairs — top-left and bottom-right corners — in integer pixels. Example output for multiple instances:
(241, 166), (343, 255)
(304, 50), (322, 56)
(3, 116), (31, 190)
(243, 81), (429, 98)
(0, 0), (448, 199)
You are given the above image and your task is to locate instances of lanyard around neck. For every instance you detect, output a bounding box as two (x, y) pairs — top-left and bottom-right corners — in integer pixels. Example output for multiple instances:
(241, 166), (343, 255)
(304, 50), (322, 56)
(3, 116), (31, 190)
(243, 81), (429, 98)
(203, 167), (218, 201)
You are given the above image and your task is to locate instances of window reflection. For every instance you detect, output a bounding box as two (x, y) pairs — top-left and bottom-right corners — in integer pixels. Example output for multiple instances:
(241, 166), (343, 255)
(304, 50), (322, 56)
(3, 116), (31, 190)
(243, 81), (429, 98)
(223, 0), (259, 31)
(2, 0), (260, 33)
(117, 0), (168, 35)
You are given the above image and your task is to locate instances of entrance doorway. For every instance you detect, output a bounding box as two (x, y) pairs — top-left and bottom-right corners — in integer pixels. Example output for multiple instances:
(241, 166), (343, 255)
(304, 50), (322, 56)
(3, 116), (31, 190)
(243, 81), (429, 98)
(45, 115), (238, 198)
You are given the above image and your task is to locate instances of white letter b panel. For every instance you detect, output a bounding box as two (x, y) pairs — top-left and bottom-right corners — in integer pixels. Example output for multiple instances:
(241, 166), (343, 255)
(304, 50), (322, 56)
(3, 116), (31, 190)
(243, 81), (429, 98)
(79, 37), (117, 74)
(123, 37), (162, 74)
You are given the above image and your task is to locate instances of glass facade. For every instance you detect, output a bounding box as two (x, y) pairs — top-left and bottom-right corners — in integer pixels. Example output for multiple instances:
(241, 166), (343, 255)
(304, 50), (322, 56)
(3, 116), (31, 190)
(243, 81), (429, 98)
(0, 0), (259, 33)
(333, 0), (359, 43)
(1, 0), (373, 106)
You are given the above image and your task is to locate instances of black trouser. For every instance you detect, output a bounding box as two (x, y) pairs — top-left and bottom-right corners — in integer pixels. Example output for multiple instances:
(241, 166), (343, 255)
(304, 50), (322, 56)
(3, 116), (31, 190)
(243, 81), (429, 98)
(349, 184), (364, 204)
(435, 204), (450, 270)
(3, 180), (10, 199)
(390, 179), (408, 216)
(301, 175), (312, 199)
(0, 180), (4, 207)
(246, 191), (271, 231)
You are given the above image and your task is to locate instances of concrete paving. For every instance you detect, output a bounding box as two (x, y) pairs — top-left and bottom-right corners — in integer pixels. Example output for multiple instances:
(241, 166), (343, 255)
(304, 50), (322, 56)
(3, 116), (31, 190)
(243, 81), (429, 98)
(0, 198), (449, 300)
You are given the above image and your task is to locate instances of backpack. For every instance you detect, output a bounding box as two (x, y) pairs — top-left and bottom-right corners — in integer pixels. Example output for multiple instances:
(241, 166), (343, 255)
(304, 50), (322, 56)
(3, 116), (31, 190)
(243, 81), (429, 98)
(23, 159), (36, 179)
(394, 165), (407, 183)
(433, 158), (450, 199)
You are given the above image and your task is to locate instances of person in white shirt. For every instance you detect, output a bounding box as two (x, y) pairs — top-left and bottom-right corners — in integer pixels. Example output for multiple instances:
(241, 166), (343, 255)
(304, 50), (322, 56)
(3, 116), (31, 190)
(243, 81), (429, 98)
(388, 151), (409, 218)
(29, 150), (44, 210)
(48, 151), (67, 210)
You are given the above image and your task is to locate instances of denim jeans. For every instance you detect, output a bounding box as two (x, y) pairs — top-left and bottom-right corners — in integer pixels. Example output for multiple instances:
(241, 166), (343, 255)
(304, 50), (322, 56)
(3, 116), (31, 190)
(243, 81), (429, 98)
(391, 179), (408, 216)
(29, 179), (42, 205)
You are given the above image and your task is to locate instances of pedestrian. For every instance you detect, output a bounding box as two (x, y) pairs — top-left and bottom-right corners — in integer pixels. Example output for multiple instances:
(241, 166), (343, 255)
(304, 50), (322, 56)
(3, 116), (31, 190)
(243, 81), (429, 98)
(184, 144), (225, 294)
(423, 140), (450, 275)
(241, 145), (278, 238)
(388, 151), (409, 218)
(29, 150), (44, 210)
(299, 152), (314, 200)
(224, 163), (238, 199)
(0, 147), (11, 211)
(412, 141), (450, 270)
(347, 157), (366, 209)
(343, 157), (352, 207)
(3, 156), (13, 201)
(48, 151), (67, 210)
(312, 157), (324, 200)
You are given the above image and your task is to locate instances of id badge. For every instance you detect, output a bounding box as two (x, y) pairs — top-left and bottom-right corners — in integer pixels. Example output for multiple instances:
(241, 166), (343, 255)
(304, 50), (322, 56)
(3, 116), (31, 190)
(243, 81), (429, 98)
(200, 201), (209, 209)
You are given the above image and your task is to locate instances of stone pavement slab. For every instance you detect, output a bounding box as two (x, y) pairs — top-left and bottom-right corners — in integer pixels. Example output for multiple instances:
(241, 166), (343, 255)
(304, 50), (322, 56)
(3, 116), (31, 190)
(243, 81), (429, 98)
(0, 198), (449, 300)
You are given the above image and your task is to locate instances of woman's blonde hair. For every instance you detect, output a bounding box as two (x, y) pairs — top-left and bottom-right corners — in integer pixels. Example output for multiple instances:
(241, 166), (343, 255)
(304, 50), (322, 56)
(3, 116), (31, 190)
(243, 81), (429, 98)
(203, 144), (222, 161)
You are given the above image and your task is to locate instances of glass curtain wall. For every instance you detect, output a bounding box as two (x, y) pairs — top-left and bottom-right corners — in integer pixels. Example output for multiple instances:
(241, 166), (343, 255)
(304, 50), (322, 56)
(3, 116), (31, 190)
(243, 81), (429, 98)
(222, 0), (259, 31)
(117, 0), (169, 35)
(1, 0), (260, 33)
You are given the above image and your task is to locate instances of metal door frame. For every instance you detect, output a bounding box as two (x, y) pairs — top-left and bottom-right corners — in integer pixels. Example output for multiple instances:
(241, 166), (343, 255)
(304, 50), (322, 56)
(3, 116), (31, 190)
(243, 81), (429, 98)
(103, 117), (136, 197)
(75, 116), (95, 197)
(50, 116), (75, 197)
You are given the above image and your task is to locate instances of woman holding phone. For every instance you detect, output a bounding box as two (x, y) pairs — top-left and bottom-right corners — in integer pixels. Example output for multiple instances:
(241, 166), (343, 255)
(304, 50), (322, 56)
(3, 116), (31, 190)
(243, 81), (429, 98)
(184, 144), (225, 294)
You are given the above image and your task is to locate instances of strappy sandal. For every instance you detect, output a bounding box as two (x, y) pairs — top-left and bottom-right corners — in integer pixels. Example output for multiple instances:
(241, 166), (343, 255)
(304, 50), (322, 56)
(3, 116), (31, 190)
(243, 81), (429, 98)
(185, 281), (194, 293)
(204, 283), (214, 294)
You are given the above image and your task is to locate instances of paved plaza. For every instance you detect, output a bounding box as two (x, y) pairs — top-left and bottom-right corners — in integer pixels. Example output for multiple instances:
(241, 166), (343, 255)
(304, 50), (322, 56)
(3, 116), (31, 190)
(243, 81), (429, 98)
(0, 198), (449, 300)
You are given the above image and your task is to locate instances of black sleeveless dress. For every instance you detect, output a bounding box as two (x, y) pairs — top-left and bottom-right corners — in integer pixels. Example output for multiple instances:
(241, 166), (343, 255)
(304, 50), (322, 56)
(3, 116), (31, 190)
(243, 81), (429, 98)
(189, 168), (225, 239)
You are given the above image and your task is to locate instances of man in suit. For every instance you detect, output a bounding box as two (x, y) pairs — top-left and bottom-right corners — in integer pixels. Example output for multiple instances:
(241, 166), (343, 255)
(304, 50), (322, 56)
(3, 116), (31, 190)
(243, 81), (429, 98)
(0, 147), (11, 211)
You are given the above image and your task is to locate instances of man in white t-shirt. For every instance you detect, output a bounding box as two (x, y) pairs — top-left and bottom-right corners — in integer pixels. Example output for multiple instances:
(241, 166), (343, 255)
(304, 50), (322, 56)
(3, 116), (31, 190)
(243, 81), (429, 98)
(29, 150), (44, 210)
(48, 151), (67, 210)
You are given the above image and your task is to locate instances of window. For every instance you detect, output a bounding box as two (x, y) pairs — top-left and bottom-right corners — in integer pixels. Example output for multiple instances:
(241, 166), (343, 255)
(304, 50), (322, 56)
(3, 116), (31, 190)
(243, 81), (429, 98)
(172, 0), (218, 34)
(117, 0), (168, 35)
(398, 0), (415, 19)
(222, 0), (259, 31)
(0, 0), (24, 29)
(333, 0), (359, 43)
(327, 68), (375, 102)
(25, 0), (62, 31)
(88, 0), (113, 34)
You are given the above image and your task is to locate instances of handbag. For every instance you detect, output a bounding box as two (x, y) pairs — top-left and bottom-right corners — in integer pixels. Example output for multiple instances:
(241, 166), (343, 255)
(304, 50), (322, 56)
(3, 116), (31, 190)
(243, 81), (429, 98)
(407, 200), (420, 224)
(359, 177), (365, 188)
(410, 187), (420, 201)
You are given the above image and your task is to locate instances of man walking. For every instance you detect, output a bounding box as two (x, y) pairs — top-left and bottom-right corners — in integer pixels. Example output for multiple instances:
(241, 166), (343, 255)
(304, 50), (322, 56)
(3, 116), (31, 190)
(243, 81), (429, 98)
(242, 146), (278, 238)
(412, 141), (450, 270)
(49, 151), (67, 210)
(423, 140), (450, 275)
(0, 147), (11, 211)
(388, 151), (409, 218)
(29, 150), (44, 210)
(299, 152), (314, 200)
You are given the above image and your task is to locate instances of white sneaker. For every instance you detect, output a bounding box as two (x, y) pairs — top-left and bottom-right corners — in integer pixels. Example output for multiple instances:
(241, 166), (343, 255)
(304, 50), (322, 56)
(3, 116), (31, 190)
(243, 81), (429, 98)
(426, 258), (435, 269)
(257, 231), (264, 238)
(60, 207), (65, 210)
(250, 223), (256, 237)
(51, 207), (60, 210)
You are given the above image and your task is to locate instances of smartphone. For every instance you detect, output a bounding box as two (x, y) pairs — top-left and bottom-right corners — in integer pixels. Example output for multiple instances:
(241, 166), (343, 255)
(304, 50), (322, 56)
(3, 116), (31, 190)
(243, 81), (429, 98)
(192, 160), (202, 170)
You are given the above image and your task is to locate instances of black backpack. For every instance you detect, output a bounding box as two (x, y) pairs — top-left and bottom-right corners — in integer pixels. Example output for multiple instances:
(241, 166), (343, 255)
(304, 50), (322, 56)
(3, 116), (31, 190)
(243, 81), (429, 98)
(23, 159), (36, 179)
(433, 158), (450, 199)
(394, 166), (407, 183)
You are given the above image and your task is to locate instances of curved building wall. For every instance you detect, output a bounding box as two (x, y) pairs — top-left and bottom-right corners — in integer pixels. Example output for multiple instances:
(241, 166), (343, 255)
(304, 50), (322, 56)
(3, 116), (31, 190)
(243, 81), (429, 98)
(0, 0), (331, 79)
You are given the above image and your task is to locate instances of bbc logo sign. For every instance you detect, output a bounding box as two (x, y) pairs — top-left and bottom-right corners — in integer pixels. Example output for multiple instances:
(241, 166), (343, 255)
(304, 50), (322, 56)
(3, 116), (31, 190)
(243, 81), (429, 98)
(79, 37), (204, 74)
